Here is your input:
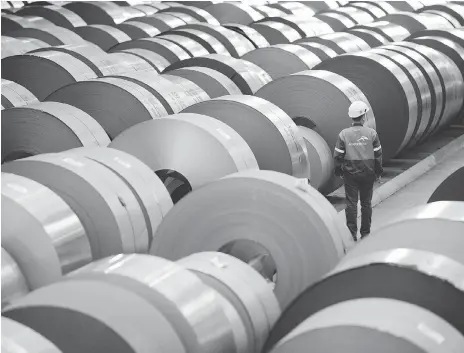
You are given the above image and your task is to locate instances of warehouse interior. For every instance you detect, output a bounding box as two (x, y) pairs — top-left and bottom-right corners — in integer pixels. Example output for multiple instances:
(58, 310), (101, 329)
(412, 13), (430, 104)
(1, 0), (464, 352)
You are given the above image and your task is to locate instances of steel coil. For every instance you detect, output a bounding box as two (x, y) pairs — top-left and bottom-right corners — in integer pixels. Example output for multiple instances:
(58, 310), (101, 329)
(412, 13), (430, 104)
(387, 0), (423, 12)
(69, 254), (237, 353)
(353, 21), (411, 42)
(302, 1), (340, 12)
(315, 52), (419, 159)
(2, 51), (97, 100)
(348, 2), (388, 19)
(1, 248), (29, 308)
(272, 298), (464, 353)
(110, 37), (191, 65)
(168, 27), (230, 54)
(7, 25), (87, 45)
(419, 4), (464, 26)
(131, 13), (187, 32)
(3, 279), (186, 353)
(176, 23), (255, 57)
(297, 42), (338, 60)
(268, 2), (316, 17)
(331, 6), (375, 24)
(242, 44), (322, 80)
(346, 28), (390, 47)
(204, 2), (264, 25)
(1, 13), (55, 34)
(264, 248), (464, 351)
(357, 1), (398, 14)
(47, 77), (169, 139)
(63, 1), (136, 25)
(164, 54), (272, 94)
(119, 48), (170, 72)
(297, 32), (371, 54)
(2, 317), (62, 353)
(428, 168), (464, 203)
(176, 1), (213, 9)
(110, 113), (258, 202)
(1, 36), (49, 58)
(223, 23), (270, 49)
(1, 172), (91, 288)
(315, 11), (356, 31)
(250, 21), (301, 45)
(298, 126), (333, 193)
(117, 20), (161, 39)
(417, 12), (457, 30)
(274, 16), (334, 37)
(158, 4), (219, 25)
(167, 66), (242, 97)
(184, 95), (309, 177)
(1, 79), (39, 109)
(15, 5), (86, 29)
(158, 33), (210, 57)
(74, 24), (131, 51)
(150, 170), (351, 309)
(179, 251), (281, 353)
(130, 4), (159, 16)
(159, 11), (199, 25)
(381, 12), (433, 33)
(253, 4), (287, 18)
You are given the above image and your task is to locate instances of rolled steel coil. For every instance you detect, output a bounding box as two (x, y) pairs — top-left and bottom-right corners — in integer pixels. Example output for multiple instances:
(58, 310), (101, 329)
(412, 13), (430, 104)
(167, 27), (231, 54)
(1, 79), (39, 109)
(298, 126), (334, 193)
(74, 24), (131, 51)
(421, 9), (462, 29)
(302, 1), (340, 12)
(63, 1), (139, 25)
(382, 12), (447, 33)
(109, 113), (259, 202)
(3, 153), (155, 258)
(176, 1), (213, 8)
(179, 251), (281, 353)
(346, 28), (390, 47)
(342, 201), (464, 266)
(407, 28), (464, 47)
(1, 172), (91, 289)
(15, 5), (86, 29)
(6, 25), (87, 46)
(117, 21), (161, 39)
(65, 147), (173, 243)
(428, 167), (464, 203)
(158, 4), (219, 25)
(351, 21), (411, 42)
(46, 77), (169, 139)
(167, 66), (242, 97)
(387, 0), (423, 12)
(419, 4), (464, 26)
(242, 44), (322, 80)
(272, 298), (464, 353)
(1, 36), (49, 58)
(164, 54), (272, 94)
(204, 2), (264, 25)
(130, 4), (159, 16)
(267, 1), (317, 17)
(417, 12), (458, 30)
(119, 48), (170, 73)
(329, 6), (375, 25)
(3, 278), (186, 353)
(347, 2), (388, 19)
(2, 248), (29, 307)
(159, 11), (199, 25)
(134, 13), (187, 32)
(222, 24), (269, 50)
(144, 2), (171, 11)
(297, 42), (339, 60)
(1, 13), (55, 34)
(89, 52), (154, 75)
(183, 95), (309, 177)
(297, 32), (371, 54)
(256, 69), (375, 158)
(157, 33), (210, 57)
(255, 15), (333, 38)
(150, 170), (351, 309)
(314, 11), (356, 31)
(314, 52), (421, 160)
(175, 23), (255, 57)
(2, 51), (98, 100)
(1, 102), (110, 162)
(110, 37), (191, 65)
(2, 317), (62, 353)
(249, 21), (302, 45)
(264, 248), (464, 351)
(354, 1), (398, 15)
(253, 4), (287, 18)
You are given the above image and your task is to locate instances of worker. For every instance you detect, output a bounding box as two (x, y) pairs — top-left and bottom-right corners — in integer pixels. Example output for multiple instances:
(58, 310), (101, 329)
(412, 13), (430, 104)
(334, 101), (383, 242)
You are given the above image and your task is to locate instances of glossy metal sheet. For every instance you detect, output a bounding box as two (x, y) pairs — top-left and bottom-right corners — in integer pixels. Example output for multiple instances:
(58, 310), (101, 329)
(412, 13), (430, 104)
(273, 298), (464, 353)
(47, 77), (168, 139)
(2, 102), (110, 162)
(74, 24), (131, 51)
(70, 254), (235, 353)
(15, 5), (86, 29)
(2, 172), (90, 286)
(1, 248), (29, 308)
(1, 79), (39, 109)
(150, 170), (350, 310)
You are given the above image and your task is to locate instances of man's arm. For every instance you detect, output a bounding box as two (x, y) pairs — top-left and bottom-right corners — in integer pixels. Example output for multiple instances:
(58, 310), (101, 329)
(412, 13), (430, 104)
(372, 131), (383, 177)
(334, 132), (346, 177)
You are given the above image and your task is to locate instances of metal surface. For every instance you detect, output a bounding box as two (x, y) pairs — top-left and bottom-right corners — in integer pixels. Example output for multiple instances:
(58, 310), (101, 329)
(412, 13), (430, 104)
(1, 172), (90, 287)
(242, 44), (322, 80)
(349, 2), (387, 19)
(117, 21), (161, 39)
(7, 25), (87, 45)
(106, 52), (159, 73)
(15, 5), (86, 29)
(273, 298), (464, 353)
(1, 13), (55, 34)
(419, 4), (464, 26)
(160, 11), (199, 25)
(204, 2), (263, 25)
(158, 5), (220, 25)
(133, 12), (186, 32)
(347, 28), (390, 47)
(119, 48), (170, 73)
(223, 23), (270, 49)
(167, 66), (242, 97)
(150, 170), (350, 310)
(1, 79), (39, 109)
(169, 28), (230, 54)
(74, 24), (131, 51)
(264, 248), (464, 351)
(298, 42), (339, 59)
(355, 21), (411, 42)
(164, 54), (272, 94)
(158, 33), (210, 57)
(64, 1), (133, 25)
(179, 251), (281, 353)
(333, 6), (375, 24)
(1, 36), (49, 58)
(428, 168), (464, 203)
(70, 254), (236, 353)
(1, 248), (29, 308)
(2, 102), (110, 162)
(184, 95), (309, 177)
(47, 77), (168, 139)
(250, 21), (301, 45)
(3, 279), (186, 353)
(2, 154), (140, 259)
(315, 11), (356, 31)
(298, 32), (370, 54)
(1, 317), (62, 353)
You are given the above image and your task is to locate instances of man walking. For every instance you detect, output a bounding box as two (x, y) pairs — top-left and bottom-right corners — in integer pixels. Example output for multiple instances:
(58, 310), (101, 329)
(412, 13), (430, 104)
(334, 101), (383, 241)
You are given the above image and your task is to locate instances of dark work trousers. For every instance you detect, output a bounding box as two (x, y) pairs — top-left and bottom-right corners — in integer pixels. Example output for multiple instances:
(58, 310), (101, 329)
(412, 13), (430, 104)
(343, 172), (375, 239)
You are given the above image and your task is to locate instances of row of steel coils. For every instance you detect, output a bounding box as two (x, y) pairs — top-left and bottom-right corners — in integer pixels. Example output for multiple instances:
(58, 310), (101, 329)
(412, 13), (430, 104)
(2, 1), (464, 353)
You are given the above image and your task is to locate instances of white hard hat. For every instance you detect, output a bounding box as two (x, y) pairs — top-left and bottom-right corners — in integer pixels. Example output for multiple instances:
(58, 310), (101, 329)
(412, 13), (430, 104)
(348, 101), (369, 118)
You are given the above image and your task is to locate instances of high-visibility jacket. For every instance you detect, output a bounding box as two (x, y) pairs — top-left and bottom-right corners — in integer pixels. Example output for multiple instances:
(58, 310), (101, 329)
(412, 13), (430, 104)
(333, 122), (383, 177)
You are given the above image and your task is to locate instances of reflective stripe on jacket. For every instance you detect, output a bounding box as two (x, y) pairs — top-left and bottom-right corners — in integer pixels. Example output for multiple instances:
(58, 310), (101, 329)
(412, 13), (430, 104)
(333, 123), (383, 177)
